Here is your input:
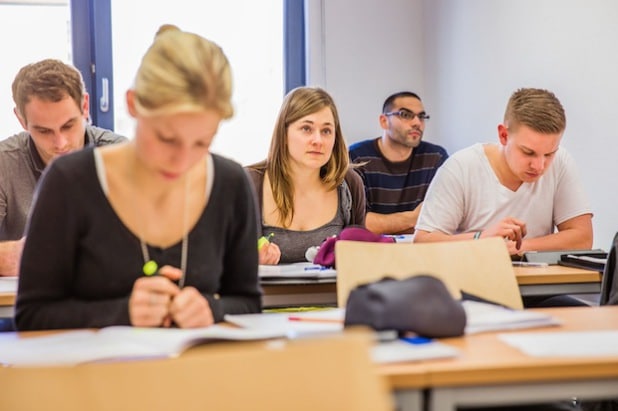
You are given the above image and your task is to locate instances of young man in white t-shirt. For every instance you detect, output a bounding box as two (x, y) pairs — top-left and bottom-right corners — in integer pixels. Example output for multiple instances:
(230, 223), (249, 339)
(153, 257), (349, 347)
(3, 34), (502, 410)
(415, 88), (592, 255)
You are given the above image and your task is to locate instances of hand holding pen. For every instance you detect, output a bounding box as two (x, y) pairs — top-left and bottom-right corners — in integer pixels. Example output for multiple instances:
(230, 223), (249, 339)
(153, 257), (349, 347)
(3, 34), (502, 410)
(129, 264), (213, 328)
(258, 233), (281, 265)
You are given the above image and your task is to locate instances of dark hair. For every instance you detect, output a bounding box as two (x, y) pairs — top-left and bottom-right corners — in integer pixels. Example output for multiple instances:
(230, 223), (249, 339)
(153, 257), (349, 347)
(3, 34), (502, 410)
(382, 91), (422, 113)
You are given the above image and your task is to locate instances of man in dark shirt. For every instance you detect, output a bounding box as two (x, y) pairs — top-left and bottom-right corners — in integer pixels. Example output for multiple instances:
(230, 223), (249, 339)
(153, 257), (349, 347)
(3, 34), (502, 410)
(349, 91), (448, 235)
(0, 59), (126, 276)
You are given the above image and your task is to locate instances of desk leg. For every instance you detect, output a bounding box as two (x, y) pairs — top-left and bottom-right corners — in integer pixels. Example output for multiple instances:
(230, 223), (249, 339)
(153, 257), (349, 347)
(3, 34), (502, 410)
(393, 389), (423, 411)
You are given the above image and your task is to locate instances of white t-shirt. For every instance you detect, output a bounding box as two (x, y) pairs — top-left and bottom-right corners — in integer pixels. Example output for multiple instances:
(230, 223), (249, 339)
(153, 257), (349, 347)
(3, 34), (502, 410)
(416, 143), (592, 238)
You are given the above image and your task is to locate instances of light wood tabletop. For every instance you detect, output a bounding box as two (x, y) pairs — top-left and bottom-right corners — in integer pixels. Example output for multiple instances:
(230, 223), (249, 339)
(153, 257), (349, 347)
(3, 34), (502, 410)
(514, 265), (602, 285)
(380, 305), (618, 411)
(1, 265), (603, 310)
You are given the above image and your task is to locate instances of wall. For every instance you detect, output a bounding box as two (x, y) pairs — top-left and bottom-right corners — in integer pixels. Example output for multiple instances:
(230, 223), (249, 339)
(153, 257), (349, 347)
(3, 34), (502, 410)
(307, 0), (426, 141)
(314, 0), (618, 249)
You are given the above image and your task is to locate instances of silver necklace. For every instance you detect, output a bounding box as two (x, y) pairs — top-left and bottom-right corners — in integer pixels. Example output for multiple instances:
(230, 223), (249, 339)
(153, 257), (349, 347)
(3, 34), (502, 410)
(139, 172), (190, 288)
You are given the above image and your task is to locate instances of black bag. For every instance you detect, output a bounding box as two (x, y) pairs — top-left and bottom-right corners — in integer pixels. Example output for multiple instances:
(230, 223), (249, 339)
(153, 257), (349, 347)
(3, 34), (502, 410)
(344, 275), (467, 338)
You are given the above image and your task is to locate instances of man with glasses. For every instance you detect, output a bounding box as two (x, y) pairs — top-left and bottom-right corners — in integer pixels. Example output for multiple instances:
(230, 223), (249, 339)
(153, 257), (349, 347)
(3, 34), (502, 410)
(0, 59), (126, 277)
(349, 91), (448, 235)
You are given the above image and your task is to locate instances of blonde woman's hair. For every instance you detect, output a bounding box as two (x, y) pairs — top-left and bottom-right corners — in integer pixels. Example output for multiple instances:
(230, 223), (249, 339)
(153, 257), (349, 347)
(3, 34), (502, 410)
(132, 24), (233, 118)
(266, 86), (349, 227)
(504, 88), (565, 134)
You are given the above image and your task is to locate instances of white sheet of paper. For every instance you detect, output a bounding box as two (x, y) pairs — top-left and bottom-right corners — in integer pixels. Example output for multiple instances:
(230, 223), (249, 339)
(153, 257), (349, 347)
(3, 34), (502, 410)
(463, 300), (560, 334)
(225, 309), (344, 338)
(0, 276), (18, 293)
(372, 339), (459, 364)
(499, 330), (618, 357)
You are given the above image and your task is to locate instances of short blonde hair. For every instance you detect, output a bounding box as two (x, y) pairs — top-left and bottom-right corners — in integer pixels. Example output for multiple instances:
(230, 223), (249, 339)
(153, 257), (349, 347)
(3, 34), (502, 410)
(265, 86), (349, 227)
(133, 24), (233, 119)
(504, 88), (565, 134)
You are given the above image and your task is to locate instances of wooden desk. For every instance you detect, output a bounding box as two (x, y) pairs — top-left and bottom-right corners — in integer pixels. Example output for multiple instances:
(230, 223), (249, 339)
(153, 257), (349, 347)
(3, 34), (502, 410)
(380, 306), (618, 411)
(514, 265), (602, 296)
(0, 293), (15, 307)
(0, 242), (601, 312)
(0, 331), (394, 411)
(260, 266), (602, 308)
(0, 266), (602, 313)
(0, 276), (17, 317)
(261, 280), (337, 308)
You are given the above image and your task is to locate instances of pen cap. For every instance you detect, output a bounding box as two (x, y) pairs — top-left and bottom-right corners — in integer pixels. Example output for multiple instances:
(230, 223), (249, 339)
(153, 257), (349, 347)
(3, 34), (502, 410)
(344, 274), (467, 338)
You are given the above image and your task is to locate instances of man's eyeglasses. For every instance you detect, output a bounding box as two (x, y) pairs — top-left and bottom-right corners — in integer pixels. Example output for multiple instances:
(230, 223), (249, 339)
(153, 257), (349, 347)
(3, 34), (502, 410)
(384, 110), (430, 122)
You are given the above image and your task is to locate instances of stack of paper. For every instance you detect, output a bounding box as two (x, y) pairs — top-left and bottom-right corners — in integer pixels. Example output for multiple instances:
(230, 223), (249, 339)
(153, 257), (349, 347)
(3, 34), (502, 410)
(258, 263), (336, 281)
(463, 300), (560, 334)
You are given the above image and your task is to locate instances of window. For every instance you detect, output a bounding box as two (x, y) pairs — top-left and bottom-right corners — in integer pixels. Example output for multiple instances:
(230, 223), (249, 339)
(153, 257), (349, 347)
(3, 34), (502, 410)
(0, 1), (71, 138)
(110, 1), (285, 165)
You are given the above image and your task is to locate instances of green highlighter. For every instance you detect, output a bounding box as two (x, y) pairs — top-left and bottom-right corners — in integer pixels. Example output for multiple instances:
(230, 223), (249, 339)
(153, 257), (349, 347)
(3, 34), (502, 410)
(257, 233), (274, 250)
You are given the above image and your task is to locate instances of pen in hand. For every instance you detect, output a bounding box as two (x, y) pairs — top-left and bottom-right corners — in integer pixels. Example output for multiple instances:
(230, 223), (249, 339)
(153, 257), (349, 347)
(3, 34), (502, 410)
(258, 233), (275, 250)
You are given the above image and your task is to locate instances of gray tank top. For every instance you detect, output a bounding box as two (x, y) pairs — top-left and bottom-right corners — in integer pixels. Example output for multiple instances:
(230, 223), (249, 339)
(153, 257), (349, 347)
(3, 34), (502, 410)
(263, 181), (352, 264)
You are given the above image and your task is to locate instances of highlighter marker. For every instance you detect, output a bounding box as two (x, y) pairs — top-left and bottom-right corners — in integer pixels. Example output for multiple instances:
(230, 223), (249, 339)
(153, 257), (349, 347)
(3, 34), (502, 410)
(257, 233), (274, 250)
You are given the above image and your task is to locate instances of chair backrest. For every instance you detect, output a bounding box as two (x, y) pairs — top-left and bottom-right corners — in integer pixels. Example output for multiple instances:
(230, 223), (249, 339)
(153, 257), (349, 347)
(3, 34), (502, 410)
(600, 232), (618, 305)
(0, 331), (393, 411)
(336, 237), (523, 309)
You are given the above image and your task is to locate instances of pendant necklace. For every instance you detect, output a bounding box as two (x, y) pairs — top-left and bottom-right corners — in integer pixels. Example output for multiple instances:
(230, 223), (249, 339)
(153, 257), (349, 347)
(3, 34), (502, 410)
(139, 171), (190, 288)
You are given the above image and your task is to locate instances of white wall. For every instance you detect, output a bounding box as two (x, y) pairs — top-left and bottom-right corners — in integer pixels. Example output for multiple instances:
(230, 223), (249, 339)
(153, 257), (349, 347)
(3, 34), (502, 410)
(308, 0), (426, 141)
(315, 0), (618, 249)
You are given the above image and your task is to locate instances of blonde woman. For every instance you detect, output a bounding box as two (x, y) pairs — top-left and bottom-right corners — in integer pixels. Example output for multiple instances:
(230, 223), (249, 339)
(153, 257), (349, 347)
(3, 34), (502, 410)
(16, 25), (261, 330)
(247, 87), (366, 265)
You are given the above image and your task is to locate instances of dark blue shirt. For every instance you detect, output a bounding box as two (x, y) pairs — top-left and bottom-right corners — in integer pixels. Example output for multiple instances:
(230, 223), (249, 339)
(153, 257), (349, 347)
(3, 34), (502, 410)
(349, 138), (448, 214)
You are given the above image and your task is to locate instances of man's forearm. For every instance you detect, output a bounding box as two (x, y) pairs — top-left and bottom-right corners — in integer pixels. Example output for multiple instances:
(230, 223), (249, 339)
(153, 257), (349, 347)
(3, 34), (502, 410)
(365, 211), (416, 235)
(0, 238), (25, 276)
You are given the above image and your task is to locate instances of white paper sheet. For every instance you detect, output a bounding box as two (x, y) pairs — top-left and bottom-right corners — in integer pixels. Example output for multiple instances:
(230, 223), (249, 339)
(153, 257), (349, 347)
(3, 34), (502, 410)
(499, 330), (618, 357)
(463, 300), (560, 334)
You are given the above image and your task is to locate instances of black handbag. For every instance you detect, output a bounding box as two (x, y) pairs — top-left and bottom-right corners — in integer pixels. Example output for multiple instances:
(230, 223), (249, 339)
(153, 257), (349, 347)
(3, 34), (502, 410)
(344, 275), (467, 338)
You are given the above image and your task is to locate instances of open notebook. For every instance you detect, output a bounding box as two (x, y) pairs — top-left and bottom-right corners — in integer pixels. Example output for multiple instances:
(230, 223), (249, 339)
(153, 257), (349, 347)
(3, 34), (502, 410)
(0, 325), (285, 367)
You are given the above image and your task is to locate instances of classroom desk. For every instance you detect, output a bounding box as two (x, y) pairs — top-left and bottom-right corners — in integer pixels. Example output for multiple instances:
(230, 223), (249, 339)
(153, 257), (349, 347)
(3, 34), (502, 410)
(514, 265), (602, 296)
(260, 266), (602, 308)
(0, 266), (602, 313)
(379, 305), (618, 411)
(0, 277), (17, 317)
(261, 279), (337, 308)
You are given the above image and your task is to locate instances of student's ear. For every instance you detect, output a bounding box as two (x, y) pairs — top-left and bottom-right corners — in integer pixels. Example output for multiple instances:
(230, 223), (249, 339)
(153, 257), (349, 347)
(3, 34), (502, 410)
(13, 107), (27, 130)
(81, 92), (90, 120)
(379, 114), (389, 130)
(498, 124), (509, 145)
(126, 90), (138, 118)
